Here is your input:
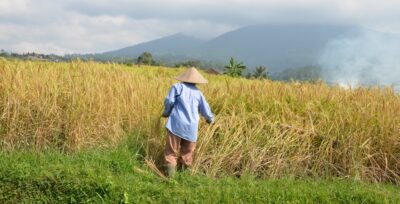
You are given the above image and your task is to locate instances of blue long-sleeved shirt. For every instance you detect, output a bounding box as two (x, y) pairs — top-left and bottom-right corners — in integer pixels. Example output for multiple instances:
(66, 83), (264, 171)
(163, 82), (214, 142)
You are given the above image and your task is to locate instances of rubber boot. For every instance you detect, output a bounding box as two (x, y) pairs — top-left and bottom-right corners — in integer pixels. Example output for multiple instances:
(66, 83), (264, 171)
(178, 164), (192, 173)
(165, 165), (176, 177)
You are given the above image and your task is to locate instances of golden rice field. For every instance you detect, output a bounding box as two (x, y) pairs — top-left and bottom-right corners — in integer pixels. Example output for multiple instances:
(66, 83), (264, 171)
(0, 59), (399, 183)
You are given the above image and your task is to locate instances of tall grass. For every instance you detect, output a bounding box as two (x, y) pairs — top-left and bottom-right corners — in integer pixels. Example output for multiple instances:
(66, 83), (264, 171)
(0, 58), (399, 183)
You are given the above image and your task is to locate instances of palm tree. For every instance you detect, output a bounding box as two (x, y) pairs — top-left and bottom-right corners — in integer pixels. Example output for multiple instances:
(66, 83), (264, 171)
(224, 57), (246, 77)
(253, 66), (269, 79)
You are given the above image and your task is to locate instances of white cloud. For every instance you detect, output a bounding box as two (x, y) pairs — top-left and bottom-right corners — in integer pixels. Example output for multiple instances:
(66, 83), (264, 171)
(0, 0), (399, 54)
(0, 12), (235, 54)
(0, 0), (29, 16)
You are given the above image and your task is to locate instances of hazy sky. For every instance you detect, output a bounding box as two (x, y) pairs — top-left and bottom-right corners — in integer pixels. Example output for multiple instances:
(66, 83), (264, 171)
(1, 0), (400, 54)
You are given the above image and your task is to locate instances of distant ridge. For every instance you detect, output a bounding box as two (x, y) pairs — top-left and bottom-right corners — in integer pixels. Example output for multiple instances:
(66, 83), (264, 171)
(97, 33), (205, 58)
(192, 24), (355, 70)
(77, 24), (378, 71)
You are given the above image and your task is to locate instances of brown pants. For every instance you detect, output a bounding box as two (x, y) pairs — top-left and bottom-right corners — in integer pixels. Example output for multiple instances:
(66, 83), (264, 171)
(164, 130), (196, 167)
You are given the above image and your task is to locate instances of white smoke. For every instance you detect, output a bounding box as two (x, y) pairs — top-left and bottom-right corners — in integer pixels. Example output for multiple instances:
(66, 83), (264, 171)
(318, 28), (400, 92)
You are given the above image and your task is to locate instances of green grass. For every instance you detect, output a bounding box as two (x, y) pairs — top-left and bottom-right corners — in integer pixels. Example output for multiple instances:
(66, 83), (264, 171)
(1, 136), (399, 203)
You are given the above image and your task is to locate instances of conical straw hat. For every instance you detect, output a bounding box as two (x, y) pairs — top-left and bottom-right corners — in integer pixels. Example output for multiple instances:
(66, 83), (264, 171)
(175, 67), (208, 84)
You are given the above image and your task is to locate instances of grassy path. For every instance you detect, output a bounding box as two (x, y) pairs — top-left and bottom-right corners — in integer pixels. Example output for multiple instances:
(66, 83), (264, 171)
(1, 144), (399, 203)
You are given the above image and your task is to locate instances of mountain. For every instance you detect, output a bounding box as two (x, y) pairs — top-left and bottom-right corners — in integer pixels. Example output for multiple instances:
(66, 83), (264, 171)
(192, 24), (355, 70)
(97, 33), (204, 59)
(79, 24), (364, 70)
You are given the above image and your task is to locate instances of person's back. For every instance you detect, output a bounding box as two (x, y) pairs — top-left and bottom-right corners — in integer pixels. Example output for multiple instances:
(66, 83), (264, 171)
(164, 82), (213, 142)
(162, 67), (214, 177)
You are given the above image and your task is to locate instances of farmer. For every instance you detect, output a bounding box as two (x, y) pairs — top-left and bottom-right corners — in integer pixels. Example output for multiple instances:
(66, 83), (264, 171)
(162, 67), (214, 177)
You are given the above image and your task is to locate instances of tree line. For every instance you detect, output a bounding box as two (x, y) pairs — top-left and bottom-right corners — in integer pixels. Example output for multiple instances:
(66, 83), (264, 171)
(1, 49), (322, 82)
